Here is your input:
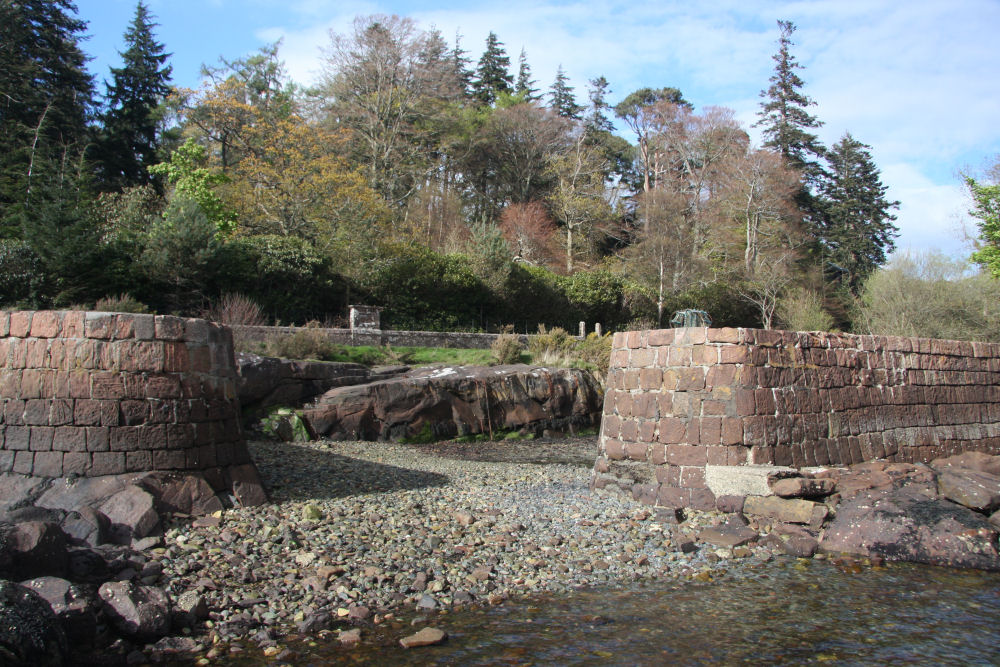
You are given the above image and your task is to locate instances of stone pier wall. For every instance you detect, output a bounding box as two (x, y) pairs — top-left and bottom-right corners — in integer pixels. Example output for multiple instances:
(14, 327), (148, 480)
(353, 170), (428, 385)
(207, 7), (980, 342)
(591, 327), (1000, 510)
(0, 311), (261, 496)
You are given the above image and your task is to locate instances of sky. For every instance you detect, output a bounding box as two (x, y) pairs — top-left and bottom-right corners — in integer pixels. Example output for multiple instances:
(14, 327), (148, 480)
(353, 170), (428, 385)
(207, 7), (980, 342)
(77, 0), (1000, 260)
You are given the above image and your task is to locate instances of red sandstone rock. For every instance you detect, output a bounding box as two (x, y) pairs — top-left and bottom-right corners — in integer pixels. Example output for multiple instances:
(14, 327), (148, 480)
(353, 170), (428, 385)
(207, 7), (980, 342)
(98, 580), (171, 640)
(303, 365), (603, 442)
(936, 469), (1000, 513)
(99, 485), (160, 544)
(0, 521), (70, 579)
(743, 496), (827, 525)
(399, 627), (447, 648)
(769, 477), (837, 499)
(819, 485), (1000, 570)
(931, 451), (1000, 477)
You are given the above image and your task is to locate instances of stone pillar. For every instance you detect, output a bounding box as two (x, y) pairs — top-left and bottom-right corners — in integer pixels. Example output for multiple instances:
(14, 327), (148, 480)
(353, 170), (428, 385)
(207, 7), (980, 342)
(349, 305), (381, 331)
(595, 323), (602, 337)
(579, 321), (586, 337)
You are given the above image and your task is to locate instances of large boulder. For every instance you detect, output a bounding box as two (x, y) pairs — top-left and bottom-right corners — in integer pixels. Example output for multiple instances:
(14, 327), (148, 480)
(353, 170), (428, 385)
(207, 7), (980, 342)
(0, 579), (67, 666)
(302, 365), (604, 441)
(0, 521), (70, 580)
(236, 353), (406, 419)
(21, 576), (97, 646)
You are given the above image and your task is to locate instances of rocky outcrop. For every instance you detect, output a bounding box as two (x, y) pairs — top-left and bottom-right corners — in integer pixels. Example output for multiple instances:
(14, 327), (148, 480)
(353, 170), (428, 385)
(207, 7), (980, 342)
(302, 365), (604, 441)
(235, 353), (407, 420)
(0, 580), (68, 666)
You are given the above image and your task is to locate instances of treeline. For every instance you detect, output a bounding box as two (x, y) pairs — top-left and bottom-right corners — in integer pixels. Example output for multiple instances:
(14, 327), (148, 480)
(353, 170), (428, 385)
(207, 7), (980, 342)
(1, 5), (907, 332)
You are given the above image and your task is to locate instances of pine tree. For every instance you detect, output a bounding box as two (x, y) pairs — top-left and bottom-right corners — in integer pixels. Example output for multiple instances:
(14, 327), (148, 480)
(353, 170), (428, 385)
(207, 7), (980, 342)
(585, 76), (614, 133)
(451, 32), (474, 99)
(514, 48), (539, 102)
(548, 65), (582, 119)
(96, 1), (173, 191)
(818, 133), (899, 292)
(472, 32), (513, 106)
(0, 0), (95, 227)
(755, 20), (825, 183)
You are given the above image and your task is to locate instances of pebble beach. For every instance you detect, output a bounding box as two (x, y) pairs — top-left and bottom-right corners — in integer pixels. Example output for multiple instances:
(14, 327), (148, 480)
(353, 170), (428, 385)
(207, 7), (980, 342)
(146, 436), (772, 661)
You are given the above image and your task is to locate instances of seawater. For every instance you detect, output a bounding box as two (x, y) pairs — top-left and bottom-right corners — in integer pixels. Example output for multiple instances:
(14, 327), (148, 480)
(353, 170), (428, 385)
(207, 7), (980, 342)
(218, 559), (1000, 666)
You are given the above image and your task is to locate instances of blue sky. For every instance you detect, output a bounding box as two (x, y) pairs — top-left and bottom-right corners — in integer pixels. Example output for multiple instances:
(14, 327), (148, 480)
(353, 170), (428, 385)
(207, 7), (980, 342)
(77, 0), (1000, 259)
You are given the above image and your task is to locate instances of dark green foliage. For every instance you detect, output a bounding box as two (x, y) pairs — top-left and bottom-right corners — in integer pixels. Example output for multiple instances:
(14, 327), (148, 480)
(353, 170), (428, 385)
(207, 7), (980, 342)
(515, 48), (539, 102)
(216, 234), (349, 324)
(754, 20), (826, 183)
(0, 0), (94, 230)
(473, 32), (513, 106)
(548, 65), (582, 119)
(817, 133), (899, 292)
(585, 76), (614, 133)
(0, 239), (41, 307)
(139, 197), (220, 312)
(94, 1), (173, 191)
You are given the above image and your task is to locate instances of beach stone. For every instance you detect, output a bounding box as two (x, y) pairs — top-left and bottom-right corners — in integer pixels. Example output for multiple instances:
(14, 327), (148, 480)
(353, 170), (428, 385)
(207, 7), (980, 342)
(769, 477), (837, 499)
(339, 628), (362, 646)
(399, 626), (447, 648)
(744, 496), (824, 525)
(59, 507), (109, 547)
(820, 485), (1000, 570)
(0, 579), (67, 666)
(697, 519), (758, 548)
(0, 521), (70, 579)
(140, 474), (224, 516)
(931, 452), (1000, 477)
(99, 486), (160, 544)
(98, 581), (171, 640)
(20, 576), (96, 646)
(226, 464), (268, 507)
(782, 535), (820, 558)
(936, 469), (1000, 513)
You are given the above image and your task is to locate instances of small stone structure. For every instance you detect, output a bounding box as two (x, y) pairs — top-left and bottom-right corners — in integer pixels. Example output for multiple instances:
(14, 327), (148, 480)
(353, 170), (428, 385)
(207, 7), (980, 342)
(348, 305), (381, 331)
(592, 327), (1000, 510)
(0, 311), (264, 500)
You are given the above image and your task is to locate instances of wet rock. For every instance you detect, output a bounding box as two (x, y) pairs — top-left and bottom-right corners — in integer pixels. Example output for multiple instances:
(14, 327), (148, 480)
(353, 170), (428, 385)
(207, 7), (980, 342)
(0, 579), (67, 666)
(743, 496), (826, 525)
(0, 521), (70, 579)
(782, 535), (819, 558)
(936, 469), (1000, 513)
(697, 519), (758, 548)
(769, 477), (837, 499)
(295, 611), (331, 634)
(339, 628), (362, 646)
(399, 626), (447, 648)
(98, 581), (171, 640)
(820, 486), (1000, 570)
(20, 576), (96, 646)
(174, 590), (209, 626)
(99, 486), (160, 544)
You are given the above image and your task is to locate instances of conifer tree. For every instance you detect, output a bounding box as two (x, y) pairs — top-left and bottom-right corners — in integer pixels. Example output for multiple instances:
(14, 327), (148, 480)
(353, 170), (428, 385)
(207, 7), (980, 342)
(818, 133), (899, 292)
(96, 1), (173, 191)
(515, 48), (539, 102)
(585, 76), (614, 133)
(472, 32), (513, 106)
(451, 32), (474, 98)
(0, 0), (94, 226)
(548, 65), (582, 119)
(755, 20), (825, 184)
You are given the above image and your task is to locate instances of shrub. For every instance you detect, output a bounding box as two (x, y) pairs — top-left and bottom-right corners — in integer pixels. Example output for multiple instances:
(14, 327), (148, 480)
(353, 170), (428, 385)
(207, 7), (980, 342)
(778, 288), (835, 331)
(266, 325), (340, 361)
(207, 292), (266, 326)
(528, 325), (574, 363)
(95, 293), (150, 314)
(491, 333), (523, 364)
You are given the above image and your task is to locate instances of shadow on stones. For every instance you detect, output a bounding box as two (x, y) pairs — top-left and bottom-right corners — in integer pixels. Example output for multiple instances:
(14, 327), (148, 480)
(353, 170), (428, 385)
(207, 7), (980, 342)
(404, 436), (599, 468)
(247, 442), (449, 502)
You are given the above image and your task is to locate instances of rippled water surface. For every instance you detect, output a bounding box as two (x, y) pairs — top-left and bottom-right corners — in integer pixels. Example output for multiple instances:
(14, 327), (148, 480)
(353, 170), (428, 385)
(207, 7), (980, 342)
(220, 559), (1000, 666)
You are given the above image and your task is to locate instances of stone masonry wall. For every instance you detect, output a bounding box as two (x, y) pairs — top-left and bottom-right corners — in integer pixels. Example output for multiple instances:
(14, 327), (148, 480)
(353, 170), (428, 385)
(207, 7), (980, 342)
(591, 327), (1000, 511)
(232, 325), (553, 351)
(0, 310), (255, 489)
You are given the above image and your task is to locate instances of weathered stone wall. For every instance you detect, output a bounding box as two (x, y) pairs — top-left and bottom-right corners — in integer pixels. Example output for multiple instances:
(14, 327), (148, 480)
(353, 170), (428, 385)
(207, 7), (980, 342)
(0, 311), (256, 490)
(592, 327), (1000, 510)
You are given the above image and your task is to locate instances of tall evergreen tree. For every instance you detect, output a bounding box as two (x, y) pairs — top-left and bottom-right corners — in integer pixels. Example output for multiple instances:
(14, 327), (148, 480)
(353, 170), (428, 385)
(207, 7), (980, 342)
(585, 76), (614, 133)
(818, 133), (899, 292)
(0, 0), (95, 229)
(514, 48), (539, 102)
(472, 32), (512, 106)
(755, 20), (825, 183)
(548, 65), (582, 119)
(451, 32), (474, 99)
(96, 1), (173, 191)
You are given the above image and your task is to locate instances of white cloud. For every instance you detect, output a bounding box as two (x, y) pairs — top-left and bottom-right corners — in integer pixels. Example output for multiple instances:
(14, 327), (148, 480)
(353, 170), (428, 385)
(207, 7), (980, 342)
(882, 163), (973, 259)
